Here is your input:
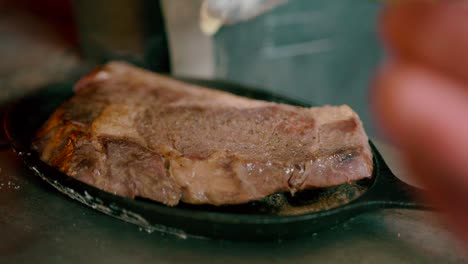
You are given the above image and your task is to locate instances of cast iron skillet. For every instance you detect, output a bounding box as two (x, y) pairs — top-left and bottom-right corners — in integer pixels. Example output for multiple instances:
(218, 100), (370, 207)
(4, 80), (429, 240)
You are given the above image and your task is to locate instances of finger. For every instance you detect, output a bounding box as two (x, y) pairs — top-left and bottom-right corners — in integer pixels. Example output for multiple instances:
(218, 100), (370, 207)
(405, 148), (468, 246)
(373, 61), (468, 242)
(373, 61), (468, 187)
(380, 0), (468, 83)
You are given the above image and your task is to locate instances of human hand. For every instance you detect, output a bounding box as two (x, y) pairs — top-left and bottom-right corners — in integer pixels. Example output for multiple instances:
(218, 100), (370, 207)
(374, 0), (468, 245)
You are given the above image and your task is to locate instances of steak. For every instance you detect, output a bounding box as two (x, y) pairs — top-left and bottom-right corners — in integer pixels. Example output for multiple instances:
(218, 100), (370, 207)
(32, 62), (373, 206)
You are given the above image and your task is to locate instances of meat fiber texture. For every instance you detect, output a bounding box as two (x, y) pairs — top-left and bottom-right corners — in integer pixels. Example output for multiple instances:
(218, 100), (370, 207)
(32, 62), (373, 206)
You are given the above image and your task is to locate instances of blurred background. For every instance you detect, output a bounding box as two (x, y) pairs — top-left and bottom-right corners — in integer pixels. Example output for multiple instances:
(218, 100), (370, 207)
(0, 0), (382, 136)
(4, 2), (468, 262)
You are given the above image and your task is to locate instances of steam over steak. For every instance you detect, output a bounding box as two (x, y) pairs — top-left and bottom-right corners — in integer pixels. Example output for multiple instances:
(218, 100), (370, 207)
(33, 62), (373, 206)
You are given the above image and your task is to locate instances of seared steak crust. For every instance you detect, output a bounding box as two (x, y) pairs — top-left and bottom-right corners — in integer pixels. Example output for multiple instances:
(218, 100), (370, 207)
(33, 62), (373, 206)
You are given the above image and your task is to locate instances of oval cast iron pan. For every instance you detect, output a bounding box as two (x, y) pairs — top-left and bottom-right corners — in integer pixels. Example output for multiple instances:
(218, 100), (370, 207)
(3, 79), (430, 240)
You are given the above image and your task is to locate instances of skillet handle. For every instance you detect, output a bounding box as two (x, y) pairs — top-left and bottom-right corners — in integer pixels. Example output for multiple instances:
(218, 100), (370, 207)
(351, 142), (432, 210)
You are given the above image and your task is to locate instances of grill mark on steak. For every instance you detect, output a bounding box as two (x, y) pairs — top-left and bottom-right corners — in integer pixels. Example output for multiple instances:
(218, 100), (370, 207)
(33, 61), (373, 206)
